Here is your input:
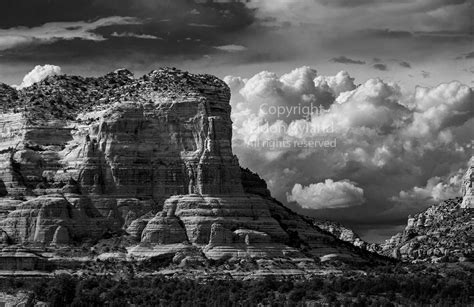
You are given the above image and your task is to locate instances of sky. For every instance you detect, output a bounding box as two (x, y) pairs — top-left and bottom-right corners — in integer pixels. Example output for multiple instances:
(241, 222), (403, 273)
(0, 0), (473, 242)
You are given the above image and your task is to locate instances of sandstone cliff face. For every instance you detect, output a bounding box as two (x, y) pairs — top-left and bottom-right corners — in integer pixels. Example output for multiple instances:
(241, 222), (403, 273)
(380, 197), (473, 263)
(461, 156), (473, 208)
(0, 68), (378, 264)
(0, 68), (242, 244)
(1, 68), (242, 198)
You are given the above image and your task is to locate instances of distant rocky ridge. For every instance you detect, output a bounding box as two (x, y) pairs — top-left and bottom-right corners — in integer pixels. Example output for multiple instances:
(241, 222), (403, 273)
(0, 68), (383, 271)
(379, 197), (472, 263)
(312, 220), (378, 253)
(378, 157), (473, 263)
(314, 158), (473, 263)
(315, 197), (473, 263)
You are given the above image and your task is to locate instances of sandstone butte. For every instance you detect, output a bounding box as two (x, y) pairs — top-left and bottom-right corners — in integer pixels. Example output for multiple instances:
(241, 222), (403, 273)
(0, 68), (381, 269)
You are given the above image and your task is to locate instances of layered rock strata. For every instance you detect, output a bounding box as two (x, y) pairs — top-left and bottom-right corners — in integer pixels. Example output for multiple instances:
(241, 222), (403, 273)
(0, 68), (377, 263)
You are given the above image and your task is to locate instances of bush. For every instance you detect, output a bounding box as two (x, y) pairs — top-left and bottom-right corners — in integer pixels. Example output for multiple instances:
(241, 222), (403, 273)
(0, 264), (472, 306)
(289, 288), (306, 302)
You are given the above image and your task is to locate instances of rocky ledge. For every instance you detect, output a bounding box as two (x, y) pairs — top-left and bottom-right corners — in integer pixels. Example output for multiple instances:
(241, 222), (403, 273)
(0, 68), (382, 268)
(312, 220), (379, 253)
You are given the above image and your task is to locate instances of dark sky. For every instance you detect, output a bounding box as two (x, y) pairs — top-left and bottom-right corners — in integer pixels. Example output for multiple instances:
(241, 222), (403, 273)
(0, 0), (472, 242)
(1, 0), (472, 85)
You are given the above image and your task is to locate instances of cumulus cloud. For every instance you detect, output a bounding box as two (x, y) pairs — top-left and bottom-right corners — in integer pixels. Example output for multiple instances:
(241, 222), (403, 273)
(373, 63), (388, 71)
(314, 71), (356, 97)
(226, 67), (361, 149)
(287, 179), (365, 209)
(403, 81), (473, 140)
(227, 65), (473, 226)
(330, 56), (365, 65)
(16, 65), (61, 89)
(0, 16), (141, 50)
(321, 78), (408, 132)
(233, 67), (325, 123)
(228, 68), (411, 146)
(223, 75), (247, 93)
(391, 169), (464, 205)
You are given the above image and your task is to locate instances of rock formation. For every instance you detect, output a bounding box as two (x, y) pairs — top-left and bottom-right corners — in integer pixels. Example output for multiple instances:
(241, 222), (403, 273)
(312, 220), (379, 253)
(380, 158), (474, 263)
(380, 197), (473, 263)
(313, 158), (474, 263)
(461, 156), (473, 208)
(0, 68), (378, 265)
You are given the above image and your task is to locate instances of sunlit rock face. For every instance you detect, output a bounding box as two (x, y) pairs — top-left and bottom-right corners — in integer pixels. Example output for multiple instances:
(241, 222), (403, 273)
(0, 68), (243, 244)
(0, 68), (242, 201)
(0, 68), (377, 264)
(311, 220), (379, 253)
(461, 156), (473, 209)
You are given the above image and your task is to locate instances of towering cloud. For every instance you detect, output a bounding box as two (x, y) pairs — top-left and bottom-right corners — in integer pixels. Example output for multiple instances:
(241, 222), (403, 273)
(225, 66), (473, 227)
(404, 82), (472, 139)
(314, 71), (356, 97)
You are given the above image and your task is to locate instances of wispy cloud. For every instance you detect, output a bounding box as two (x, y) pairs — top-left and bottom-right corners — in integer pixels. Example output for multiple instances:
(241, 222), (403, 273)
(373, 63), (388, 71)
(111, 32), (163, 40)
(456, 51), (474, 60)
(0, 16), (141, 50)
(188, 23), (217, 28)
(330, 56), (366, 65)
(399, 61), (411, 68)
(214, 45), (247, 52)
